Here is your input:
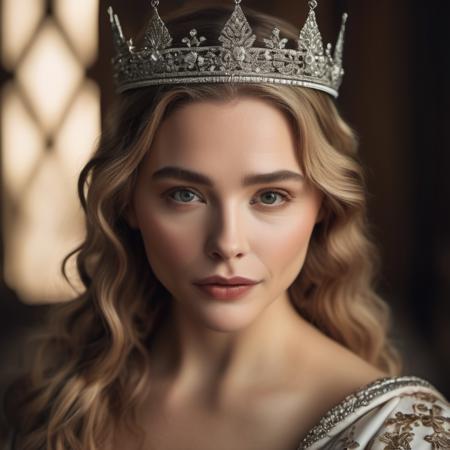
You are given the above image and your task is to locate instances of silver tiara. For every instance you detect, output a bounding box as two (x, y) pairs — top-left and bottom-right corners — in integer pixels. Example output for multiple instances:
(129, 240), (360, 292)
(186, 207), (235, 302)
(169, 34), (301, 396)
(108, 0), (348, 98)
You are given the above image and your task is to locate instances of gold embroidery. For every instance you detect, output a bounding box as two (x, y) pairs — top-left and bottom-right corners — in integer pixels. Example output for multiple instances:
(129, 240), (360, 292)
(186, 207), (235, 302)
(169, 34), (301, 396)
(377, 392), (450, 450)
(337, 425), (360, 449)
(379, 431), (415, 450)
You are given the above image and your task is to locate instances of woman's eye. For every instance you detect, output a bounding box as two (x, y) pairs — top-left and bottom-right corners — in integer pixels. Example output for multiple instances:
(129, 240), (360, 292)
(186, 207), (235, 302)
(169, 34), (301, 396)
(165, 188), (290, 207)
(253, 190), (290, 206)
(167, 188), (202, 203)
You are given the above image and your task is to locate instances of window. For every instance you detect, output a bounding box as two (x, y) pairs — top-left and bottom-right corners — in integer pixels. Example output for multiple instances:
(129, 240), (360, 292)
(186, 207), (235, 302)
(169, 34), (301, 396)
(1, 0), (100, 303)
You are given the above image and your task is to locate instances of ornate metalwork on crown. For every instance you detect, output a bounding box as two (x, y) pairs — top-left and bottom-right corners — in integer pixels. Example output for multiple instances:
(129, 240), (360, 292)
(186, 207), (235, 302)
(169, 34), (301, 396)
(108, 0), (348, 98)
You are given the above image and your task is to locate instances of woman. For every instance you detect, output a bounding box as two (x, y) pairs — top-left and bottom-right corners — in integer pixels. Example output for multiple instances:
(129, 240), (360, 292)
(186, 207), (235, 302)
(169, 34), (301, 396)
(4, 1), (449, 449)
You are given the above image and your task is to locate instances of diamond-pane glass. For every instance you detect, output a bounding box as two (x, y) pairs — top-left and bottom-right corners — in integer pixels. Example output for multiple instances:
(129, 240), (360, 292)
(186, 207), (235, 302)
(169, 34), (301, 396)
(1, 0), (99, 303)
(54, 0), (99, 66)
(1, 0), (45, 69)
(4, 155), (85, 302)
(55, 80), (101, 187)
(16, 18), (84, 135)
(1, 82), (45, 201)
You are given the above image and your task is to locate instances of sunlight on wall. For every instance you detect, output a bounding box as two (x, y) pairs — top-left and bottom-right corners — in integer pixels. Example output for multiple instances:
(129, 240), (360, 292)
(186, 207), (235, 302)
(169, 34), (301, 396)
(54, 0), (99, 66)
(0, 0), (46, 70)
(16, 19), (85, 134)
(1, 0), (100, 303)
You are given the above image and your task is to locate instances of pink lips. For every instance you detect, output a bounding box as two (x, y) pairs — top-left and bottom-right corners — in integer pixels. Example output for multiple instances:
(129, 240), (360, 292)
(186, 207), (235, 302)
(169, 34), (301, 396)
(195, 283), (258, 300)
(193, 275), (261, 300)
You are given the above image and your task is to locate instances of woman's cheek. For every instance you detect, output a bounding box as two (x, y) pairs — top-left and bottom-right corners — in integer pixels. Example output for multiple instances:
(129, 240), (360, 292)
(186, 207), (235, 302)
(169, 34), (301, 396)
(255, 207), (317, 275)
(138, 210), (201, 267)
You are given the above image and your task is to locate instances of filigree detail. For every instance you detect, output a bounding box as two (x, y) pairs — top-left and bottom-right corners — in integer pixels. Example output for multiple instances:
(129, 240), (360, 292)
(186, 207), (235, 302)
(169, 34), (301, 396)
(264, 28), (288, 50)
(298, 9), (326, 77)
(218, 4), (256, 50)
(144, 8), (172, 50)
(182, 29), (206, 48)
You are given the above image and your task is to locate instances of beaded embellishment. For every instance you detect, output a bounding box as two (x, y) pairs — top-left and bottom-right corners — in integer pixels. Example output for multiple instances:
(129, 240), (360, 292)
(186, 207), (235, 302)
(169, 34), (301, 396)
(297, 376), (440, 449)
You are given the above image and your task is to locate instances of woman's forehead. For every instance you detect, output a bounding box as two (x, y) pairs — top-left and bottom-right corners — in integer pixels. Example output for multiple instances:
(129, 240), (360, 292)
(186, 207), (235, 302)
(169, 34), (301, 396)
(146, 96), (301, 170)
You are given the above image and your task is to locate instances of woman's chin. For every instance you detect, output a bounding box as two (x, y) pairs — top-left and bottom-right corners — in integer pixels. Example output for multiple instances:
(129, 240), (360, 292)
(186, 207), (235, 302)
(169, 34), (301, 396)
(190, 304), (262, 333)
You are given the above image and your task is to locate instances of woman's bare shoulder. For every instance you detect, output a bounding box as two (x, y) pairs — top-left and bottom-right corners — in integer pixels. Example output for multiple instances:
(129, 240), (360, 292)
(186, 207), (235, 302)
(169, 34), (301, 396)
(319, 343), (388, 395)
(265, 329), (388, 444)
(286, 327), (389, 411)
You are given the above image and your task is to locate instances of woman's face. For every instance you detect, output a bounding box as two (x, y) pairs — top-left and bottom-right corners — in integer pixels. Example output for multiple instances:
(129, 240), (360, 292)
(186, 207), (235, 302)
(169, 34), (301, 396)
(128, 96), (323, 332)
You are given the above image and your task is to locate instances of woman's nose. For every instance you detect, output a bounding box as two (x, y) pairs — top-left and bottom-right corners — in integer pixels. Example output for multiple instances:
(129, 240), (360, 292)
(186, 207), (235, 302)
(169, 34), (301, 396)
(205, 202), (249, 261)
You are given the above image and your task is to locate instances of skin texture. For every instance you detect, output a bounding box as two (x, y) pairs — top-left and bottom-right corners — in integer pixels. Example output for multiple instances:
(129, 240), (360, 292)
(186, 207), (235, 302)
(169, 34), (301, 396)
(123, 97), (385, 449)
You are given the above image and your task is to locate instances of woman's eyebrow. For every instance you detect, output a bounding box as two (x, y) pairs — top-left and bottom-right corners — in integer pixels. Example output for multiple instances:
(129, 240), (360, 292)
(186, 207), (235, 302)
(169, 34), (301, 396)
(151, 166), (304, 187)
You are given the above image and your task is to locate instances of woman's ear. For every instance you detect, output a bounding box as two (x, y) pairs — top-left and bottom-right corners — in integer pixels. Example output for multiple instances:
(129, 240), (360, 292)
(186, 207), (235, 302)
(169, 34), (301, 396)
(124, 204), (139, 229)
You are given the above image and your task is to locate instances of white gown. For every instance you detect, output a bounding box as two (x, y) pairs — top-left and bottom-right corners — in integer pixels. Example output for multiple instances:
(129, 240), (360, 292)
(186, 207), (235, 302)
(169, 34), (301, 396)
(297, 376), (450, 449)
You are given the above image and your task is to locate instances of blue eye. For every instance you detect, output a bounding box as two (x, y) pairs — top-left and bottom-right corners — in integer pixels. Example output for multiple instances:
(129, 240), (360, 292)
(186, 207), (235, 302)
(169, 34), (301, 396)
(165, 188), (291, 207)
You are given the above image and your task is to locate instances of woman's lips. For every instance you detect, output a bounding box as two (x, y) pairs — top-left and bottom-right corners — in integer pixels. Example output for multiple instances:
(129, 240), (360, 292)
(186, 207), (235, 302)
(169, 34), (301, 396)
(194, 283), (258, 300)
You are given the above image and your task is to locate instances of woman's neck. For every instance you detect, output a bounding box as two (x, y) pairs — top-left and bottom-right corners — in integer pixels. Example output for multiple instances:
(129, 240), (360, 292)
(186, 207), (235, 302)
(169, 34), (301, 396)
(146, 291), (319, 400)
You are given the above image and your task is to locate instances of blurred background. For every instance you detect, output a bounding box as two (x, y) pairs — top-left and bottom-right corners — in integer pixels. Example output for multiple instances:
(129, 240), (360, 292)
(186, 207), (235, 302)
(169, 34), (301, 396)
(0, 0), (449, 437)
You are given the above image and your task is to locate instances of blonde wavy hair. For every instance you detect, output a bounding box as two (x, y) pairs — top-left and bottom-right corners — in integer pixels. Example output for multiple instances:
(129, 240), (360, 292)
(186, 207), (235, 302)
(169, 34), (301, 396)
(5, 5), (402, 450)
